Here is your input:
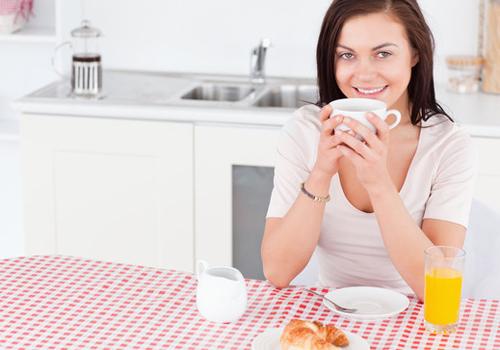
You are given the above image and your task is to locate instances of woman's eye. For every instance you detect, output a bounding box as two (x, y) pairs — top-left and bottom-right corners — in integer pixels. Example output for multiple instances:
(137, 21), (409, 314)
(339, 52), (354, 60)
(377, 51), (392, 58)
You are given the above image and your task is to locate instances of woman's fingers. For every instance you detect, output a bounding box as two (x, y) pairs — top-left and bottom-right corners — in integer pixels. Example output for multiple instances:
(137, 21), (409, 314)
(322, 115), (344, 138)
(319, 104), (332, 122)
(337, 145), (364, 167)
(366, 112), (390, 144)
(319, 104), (339, 137)
(342, 116), (382, 151)
(325, 134), (343, 148)
(336, 130), (376, 160)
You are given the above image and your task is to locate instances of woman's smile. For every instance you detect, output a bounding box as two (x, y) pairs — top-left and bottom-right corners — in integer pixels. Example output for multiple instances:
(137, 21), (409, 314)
(353, 85), (388, 98)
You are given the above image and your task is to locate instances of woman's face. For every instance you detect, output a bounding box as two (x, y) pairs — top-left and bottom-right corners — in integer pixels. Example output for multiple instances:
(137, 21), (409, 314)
(334, 12), (418, 111)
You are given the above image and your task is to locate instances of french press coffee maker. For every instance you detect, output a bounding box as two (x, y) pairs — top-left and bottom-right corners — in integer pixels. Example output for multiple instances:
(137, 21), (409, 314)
(52, 20), (103, 98)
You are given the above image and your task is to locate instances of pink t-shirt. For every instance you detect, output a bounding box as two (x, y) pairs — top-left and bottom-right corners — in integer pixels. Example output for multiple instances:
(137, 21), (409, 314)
(266, 105), (476, 294)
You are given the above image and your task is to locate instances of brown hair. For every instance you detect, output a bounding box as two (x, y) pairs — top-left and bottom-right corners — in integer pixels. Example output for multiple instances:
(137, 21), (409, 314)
(316, 0), (452, 124)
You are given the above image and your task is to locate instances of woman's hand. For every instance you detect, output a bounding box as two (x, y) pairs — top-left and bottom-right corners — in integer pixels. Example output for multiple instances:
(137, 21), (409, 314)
(336, 113), (395, 195)
(311, 105), (345, 179)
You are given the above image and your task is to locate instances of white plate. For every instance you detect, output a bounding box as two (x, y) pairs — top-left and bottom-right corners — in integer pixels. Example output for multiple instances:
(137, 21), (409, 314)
(252, 327), (369, 350)
(323, 286), (409, 320)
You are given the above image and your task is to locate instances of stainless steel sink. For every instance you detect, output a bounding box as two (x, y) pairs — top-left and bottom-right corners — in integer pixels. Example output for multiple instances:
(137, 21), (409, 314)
(253, 84), (318, 108)
(181, 83), (256, 102)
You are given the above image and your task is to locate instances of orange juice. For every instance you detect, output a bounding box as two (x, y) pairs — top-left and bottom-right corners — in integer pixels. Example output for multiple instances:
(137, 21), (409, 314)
(424, 267), (462, 325)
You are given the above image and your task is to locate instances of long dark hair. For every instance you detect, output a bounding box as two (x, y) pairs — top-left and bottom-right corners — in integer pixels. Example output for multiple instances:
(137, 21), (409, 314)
(316, 0), (452, 124)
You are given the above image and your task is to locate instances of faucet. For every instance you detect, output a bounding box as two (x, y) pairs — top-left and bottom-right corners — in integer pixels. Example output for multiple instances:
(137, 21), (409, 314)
(250, 38), (272, 84)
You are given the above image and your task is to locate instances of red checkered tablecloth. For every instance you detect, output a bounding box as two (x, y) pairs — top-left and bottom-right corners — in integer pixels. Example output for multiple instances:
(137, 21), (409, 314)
(0, 255), (498, 349)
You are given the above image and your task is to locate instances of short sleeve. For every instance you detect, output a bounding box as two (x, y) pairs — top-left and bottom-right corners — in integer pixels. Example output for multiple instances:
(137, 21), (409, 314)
(266, 105), (321, 218)
(423, 128), (477, 228)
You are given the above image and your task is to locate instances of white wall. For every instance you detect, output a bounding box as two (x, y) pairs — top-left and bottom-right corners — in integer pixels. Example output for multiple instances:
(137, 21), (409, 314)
(0, 44), (57, 118)
(73, 0), (481, 83)
(0, 0), (59, 120)
(421, 0), (482, 85)
(0, 0), (483, 122)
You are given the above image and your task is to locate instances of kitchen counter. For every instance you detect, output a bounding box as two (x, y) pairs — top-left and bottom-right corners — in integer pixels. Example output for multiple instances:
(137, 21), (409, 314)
(13, 70), (500, 137)
(437, 88), (500, 138)
(13, 70), (297, 128)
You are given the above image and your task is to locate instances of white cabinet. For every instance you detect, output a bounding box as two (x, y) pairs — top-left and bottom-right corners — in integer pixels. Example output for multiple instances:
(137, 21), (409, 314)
(21, 114), (194, 271)
(194, 124), (280, 277)
(471, 137), (500, 214)
(0, 139), (23, 258)
(20, 117), (278, 276)
(18, 111), (500, 277)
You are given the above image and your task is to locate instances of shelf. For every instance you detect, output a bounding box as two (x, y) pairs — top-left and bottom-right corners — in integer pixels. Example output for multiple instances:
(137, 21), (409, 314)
(0, 26), (56, 44)
(0, 119), (20, 141)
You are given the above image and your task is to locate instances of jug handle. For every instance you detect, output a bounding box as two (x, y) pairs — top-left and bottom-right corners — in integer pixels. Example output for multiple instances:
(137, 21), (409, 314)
(196, 260), (209, 279)
(51, 41), (72, 78)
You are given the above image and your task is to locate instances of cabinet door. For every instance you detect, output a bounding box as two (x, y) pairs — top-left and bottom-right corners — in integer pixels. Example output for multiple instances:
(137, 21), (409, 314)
(21, 114), (193, 271)
(195, 124), (280, 279)
(0, 140), (23, 258)
(472, 137), (500, 214)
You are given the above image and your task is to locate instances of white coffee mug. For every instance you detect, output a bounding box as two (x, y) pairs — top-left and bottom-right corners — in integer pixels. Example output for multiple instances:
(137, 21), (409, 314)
(329, 98), (401, 133)
(196, 260), (247, 323)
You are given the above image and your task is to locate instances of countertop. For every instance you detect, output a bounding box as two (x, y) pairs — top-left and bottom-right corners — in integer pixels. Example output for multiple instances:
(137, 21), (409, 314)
(11, 70), (500, 137)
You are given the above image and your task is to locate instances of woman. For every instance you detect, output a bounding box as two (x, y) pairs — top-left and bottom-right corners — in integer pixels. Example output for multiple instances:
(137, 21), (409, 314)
(261, 0), (475, 301)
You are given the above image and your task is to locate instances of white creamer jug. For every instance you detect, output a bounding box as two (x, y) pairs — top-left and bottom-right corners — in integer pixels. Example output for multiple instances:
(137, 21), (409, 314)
(196, 260), (247, 323)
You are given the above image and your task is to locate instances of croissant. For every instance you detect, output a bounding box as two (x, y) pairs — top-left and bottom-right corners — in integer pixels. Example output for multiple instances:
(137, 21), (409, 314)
(280, 319), (349, 350)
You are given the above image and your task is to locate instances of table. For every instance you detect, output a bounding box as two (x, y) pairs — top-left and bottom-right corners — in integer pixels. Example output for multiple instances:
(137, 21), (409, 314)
(0, 255), (498, 349)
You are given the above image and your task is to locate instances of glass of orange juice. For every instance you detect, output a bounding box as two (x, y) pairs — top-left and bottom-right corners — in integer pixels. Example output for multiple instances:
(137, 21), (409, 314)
(424, 246), (465, 334)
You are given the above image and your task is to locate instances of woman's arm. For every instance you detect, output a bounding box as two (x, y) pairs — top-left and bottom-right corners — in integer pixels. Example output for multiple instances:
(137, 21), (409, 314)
(262, 171), (331, 288)
(336, 114), (467, 301)
(262, 106), (344, 288)
(368, 184), (465, 301)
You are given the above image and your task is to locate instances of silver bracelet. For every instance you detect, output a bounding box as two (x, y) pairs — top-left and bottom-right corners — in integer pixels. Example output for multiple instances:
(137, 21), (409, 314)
(300, 182), (330, 203)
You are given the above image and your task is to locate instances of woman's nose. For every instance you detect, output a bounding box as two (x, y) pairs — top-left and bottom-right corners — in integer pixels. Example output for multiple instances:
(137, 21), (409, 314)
(354, 58), (377, 81)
